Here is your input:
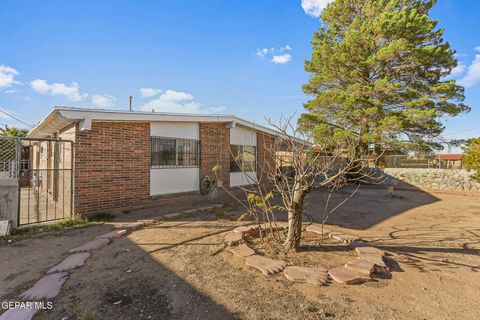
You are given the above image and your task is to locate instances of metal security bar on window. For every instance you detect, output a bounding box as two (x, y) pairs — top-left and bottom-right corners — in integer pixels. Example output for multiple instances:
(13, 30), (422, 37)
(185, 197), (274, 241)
(151, 137), (199, 168)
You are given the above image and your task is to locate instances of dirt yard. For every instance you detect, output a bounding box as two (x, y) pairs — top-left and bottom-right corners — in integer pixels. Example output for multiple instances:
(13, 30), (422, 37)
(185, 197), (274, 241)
(1, 186), (479, 320)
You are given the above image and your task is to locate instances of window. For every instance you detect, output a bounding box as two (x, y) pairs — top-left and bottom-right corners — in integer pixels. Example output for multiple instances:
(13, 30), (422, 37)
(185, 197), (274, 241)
(230, 145), (256, 172)
(151, 137), (199, 168)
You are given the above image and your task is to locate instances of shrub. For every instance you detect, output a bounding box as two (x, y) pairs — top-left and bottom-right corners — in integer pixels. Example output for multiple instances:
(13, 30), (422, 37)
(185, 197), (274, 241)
(463, 137), (480, 182)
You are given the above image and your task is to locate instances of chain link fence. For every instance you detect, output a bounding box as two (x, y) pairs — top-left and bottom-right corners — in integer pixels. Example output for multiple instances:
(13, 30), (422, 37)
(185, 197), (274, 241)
(383, 155), (463, 169)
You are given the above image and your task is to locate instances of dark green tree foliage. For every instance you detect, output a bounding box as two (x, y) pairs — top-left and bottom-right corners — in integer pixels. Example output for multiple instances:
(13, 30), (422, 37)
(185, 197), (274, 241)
(300, 0), (469, 152)
(463, 138), (480, 182)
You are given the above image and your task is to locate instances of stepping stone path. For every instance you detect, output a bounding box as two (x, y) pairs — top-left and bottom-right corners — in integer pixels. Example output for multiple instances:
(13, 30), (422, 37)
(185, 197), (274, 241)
(224, 232), (243, 245)
(164, 212), (181, 219)
(226, 222), (398, 286)
(229, 244), (255, 258)
(96, 229), (128, 240)
(0, 305), (37, 320)
(350, 240), (370, 248)
(69, 238), (110, 253)
(48, 252), (91, 274)
(305, 225), (331, 235)
(328, 266), (370, 285)
(355, 246), (386, 256)
(357, 253), (389, 271)
(233, 225), (258, 235)
(0, 214), (153, 319)
(284, 266), (329, 285)
(245, 255), (286, 275)
(329, 232), (359, 243)
(344, 259), (376, 276)
(19, 272), (69, 300)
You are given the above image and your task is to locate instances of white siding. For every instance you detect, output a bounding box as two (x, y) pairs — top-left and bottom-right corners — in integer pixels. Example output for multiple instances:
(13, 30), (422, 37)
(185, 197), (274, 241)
(150, 168), (199, 195)
(230, 126), (256, 146)
(150, 122), (199, 139)
(230, 172), (257, 187)
(150, 122), (200, 195)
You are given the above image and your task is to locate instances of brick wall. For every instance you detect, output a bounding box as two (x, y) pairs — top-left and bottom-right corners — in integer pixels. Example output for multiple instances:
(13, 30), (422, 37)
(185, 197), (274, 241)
(70, 121), (276, 215)
(74, 122), (151, 215)
(199, 123), (230, 189)
(257, 132), (276, 185)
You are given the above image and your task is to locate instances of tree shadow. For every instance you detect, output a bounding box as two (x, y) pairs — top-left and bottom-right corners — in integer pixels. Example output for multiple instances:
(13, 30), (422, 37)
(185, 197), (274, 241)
(302, 183), (440, 230)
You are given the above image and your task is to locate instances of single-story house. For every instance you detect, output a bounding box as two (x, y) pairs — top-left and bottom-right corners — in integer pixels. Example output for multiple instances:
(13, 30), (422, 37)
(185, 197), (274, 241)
(27, 107), (277, 216)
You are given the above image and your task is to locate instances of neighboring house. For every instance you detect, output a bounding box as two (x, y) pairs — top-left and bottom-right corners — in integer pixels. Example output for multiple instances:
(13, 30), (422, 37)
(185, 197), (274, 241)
(28, 107), (277, 215)
(434, 154), (464, 169)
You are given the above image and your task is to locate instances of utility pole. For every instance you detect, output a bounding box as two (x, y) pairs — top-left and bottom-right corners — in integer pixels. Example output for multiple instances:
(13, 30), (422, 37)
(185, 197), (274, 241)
(129, 95), (133, 111)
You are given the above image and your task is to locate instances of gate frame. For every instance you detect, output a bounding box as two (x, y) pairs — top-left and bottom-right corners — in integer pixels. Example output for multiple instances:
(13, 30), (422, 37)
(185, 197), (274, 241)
(0, 136), (74, 228)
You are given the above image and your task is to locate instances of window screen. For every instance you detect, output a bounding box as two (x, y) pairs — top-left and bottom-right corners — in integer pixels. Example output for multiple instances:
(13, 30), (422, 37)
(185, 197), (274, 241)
(230, 145), (256, 172)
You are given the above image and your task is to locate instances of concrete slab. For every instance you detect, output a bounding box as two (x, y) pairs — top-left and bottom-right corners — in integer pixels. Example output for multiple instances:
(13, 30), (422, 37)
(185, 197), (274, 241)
(47, 252), (91, 274)
(96, 229), (127, 240)
(229, 244), (255, 258)
(19, 272), (69, 300)
(328, 266), (370, 285)
(305, 225), (331, 236)
(0, 306), (37, 320)
(69, 238), (110, 253)
(245, 255), (286, 276)
(344, 259), (375, 276)
(284, 266), (329, 285)
(224, 232), (243, 245)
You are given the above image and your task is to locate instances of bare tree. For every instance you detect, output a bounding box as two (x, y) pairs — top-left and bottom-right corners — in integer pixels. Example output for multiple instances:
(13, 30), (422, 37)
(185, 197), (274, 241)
(214, 115), (379, 252)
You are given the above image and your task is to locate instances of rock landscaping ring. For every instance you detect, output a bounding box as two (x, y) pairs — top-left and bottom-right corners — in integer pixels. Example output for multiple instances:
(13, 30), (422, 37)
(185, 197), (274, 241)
(224, 223), (398, 286)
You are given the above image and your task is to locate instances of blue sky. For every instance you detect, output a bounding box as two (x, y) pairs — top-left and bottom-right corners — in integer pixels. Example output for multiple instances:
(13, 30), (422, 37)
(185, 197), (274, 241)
(0, 0), (479, 143)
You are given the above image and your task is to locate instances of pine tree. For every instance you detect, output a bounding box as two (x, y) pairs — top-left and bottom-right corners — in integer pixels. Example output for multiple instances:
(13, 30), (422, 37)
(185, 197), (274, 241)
(300, 0), (469, 153)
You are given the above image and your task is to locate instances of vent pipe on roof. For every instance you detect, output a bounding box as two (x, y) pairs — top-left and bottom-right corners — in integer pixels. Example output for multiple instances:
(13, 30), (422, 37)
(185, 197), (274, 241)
(129, 95), (133, 111)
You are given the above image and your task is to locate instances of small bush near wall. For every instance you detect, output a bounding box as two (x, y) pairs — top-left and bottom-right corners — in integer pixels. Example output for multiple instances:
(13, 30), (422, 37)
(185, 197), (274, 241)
(464, 137), (480, 182)
(384, 168), (480, 192)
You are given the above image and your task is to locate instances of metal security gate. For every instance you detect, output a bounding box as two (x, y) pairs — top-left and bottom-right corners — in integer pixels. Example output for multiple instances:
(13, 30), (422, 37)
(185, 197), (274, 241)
(0, 136), (74, 227)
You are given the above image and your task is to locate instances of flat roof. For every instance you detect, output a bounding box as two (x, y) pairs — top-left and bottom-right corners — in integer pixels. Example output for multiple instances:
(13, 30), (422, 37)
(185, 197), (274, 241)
(28, 106), (281, 138)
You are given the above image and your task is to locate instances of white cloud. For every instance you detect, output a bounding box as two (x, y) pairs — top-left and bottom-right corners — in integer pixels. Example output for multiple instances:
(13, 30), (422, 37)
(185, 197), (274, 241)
(450, 63), (466, 77)
(256, 45), (293, 64)
(30, 79), (86, 102)
(142, 89), (225, 114)
(458, 47), (480, 88)
(271, 54), (292, 64)
(91, 94), (116, 108)
(256, 48), (272, 57)
(0, 65), (20, 89)
(139, 87), (162, 98)
(301, 0), (334, 17)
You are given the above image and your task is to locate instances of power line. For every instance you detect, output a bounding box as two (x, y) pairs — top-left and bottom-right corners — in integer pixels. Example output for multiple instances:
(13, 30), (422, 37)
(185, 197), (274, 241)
(0, 108), (34, 128)
(443, 126), (480, 136)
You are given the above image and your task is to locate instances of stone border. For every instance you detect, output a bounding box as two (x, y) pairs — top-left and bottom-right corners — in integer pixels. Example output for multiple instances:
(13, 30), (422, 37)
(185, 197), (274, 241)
(224, 223), (397, 286)
(0, 204), (225, 320)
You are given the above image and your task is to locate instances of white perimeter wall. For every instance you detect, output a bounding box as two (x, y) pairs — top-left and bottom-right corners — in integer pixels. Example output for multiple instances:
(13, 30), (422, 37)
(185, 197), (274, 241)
(229, 126), (257, 187)
(150, 122), (200, 195)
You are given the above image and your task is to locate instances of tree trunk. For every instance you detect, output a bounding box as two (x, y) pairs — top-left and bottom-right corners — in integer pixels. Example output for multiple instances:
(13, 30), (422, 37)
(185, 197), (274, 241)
(284, 186), (309, 252)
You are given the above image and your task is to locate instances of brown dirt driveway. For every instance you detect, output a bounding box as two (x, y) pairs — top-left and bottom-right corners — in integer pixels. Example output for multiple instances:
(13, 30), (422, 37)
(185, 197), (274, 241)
(1, 186), (479, 319)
